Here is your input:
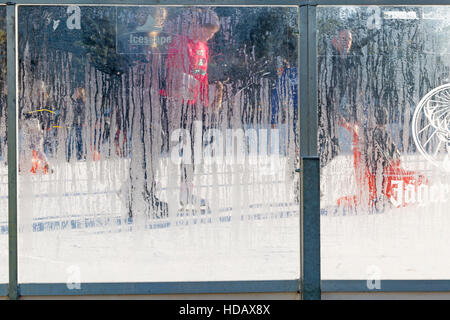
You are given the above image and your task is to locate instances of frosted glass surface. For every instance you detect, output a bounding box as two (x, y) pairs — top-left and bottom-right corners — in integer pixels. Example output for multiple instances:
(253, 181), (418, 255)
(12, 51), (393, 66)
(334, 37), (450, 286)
(319, 6), (450, 279)
(0, 5), (7, 284)
(17, 6), (299, 283)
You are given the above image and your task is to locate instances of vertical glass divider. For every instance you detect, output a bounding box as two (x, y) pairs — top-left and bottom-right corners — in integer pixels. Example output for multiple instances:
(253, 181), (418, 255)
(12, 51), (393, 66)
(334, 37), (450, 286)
(299, 4), (320, 300)
(299, 4), (306, 299)
(7, 3), (17, 301)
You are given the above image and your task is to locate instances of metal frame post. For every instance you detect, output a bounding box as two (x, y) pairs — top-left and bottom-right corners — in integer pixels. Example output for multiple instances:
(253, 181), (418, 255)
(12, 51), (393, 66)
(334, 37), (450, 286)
(6, 2), (18, 301)
(299, 4), (320, 300)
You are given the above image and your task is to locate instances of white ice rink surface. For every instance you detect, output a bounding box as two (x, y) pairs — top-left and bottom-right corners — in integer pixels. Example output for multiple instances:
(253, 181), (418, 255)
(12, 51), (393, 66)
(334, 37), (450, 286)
(0, 154), (449, 283)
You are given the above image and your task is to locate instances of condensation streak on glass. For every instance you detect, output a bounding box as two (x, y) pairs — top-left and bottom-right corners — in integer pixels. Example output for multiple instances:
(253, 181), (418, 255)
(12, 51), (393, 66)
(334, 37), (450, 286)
(318, 6), (450, 279)
(17, 6), (299, 282)
(0, 6), (6, 284)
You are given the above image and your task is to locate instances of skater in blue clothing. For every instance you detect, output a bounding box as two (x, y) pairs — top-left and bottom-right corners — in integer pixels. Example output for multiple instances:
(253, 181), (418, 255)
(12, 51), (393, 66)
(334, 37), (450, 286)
(270, 57), (298, 156)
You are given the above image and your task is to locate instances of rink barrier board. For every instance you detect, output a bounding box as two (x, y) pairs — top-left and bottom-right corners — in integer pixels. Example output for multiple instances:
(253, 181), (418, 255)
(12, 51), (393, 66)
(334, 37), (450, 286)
(0, 206), (300, 234)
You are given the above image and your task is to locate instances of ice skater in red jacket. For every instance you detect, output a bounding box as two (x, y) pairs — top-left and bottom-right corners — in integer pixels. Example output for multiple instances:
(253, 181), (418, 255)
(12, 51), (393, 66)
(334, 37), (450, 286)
(163, 8), (220, 208)
(164, 8), (220, 107)
(337, 109), (428, 211)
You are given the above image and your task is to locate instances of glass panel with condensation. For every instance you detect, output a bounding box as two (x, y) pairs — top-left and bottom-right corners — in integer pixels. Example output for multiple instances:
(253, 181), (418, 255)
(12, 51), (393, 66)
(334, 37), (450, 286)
(319, 6), (450, 280)
(0, 5), (6, 285)
(17, 5), (299, 283)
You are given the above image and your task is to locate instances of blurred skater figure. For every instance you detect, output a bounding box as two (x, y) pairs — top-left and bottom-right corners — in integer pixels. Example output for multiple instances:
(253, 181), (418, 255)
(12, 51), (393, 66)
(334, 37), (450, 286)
(332, 29), (353, 57)
(319, 27), (378, 167)
(271, 57), (298, 156)
(19, 111), (52, 174)
(337, 109), (428, 212)
(164, 8), (220, 210)
(67, 87), (87, 161)
(115, 7), (170, 219)
(165, 8), (220, 106)
(270, 57), (299, 202)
